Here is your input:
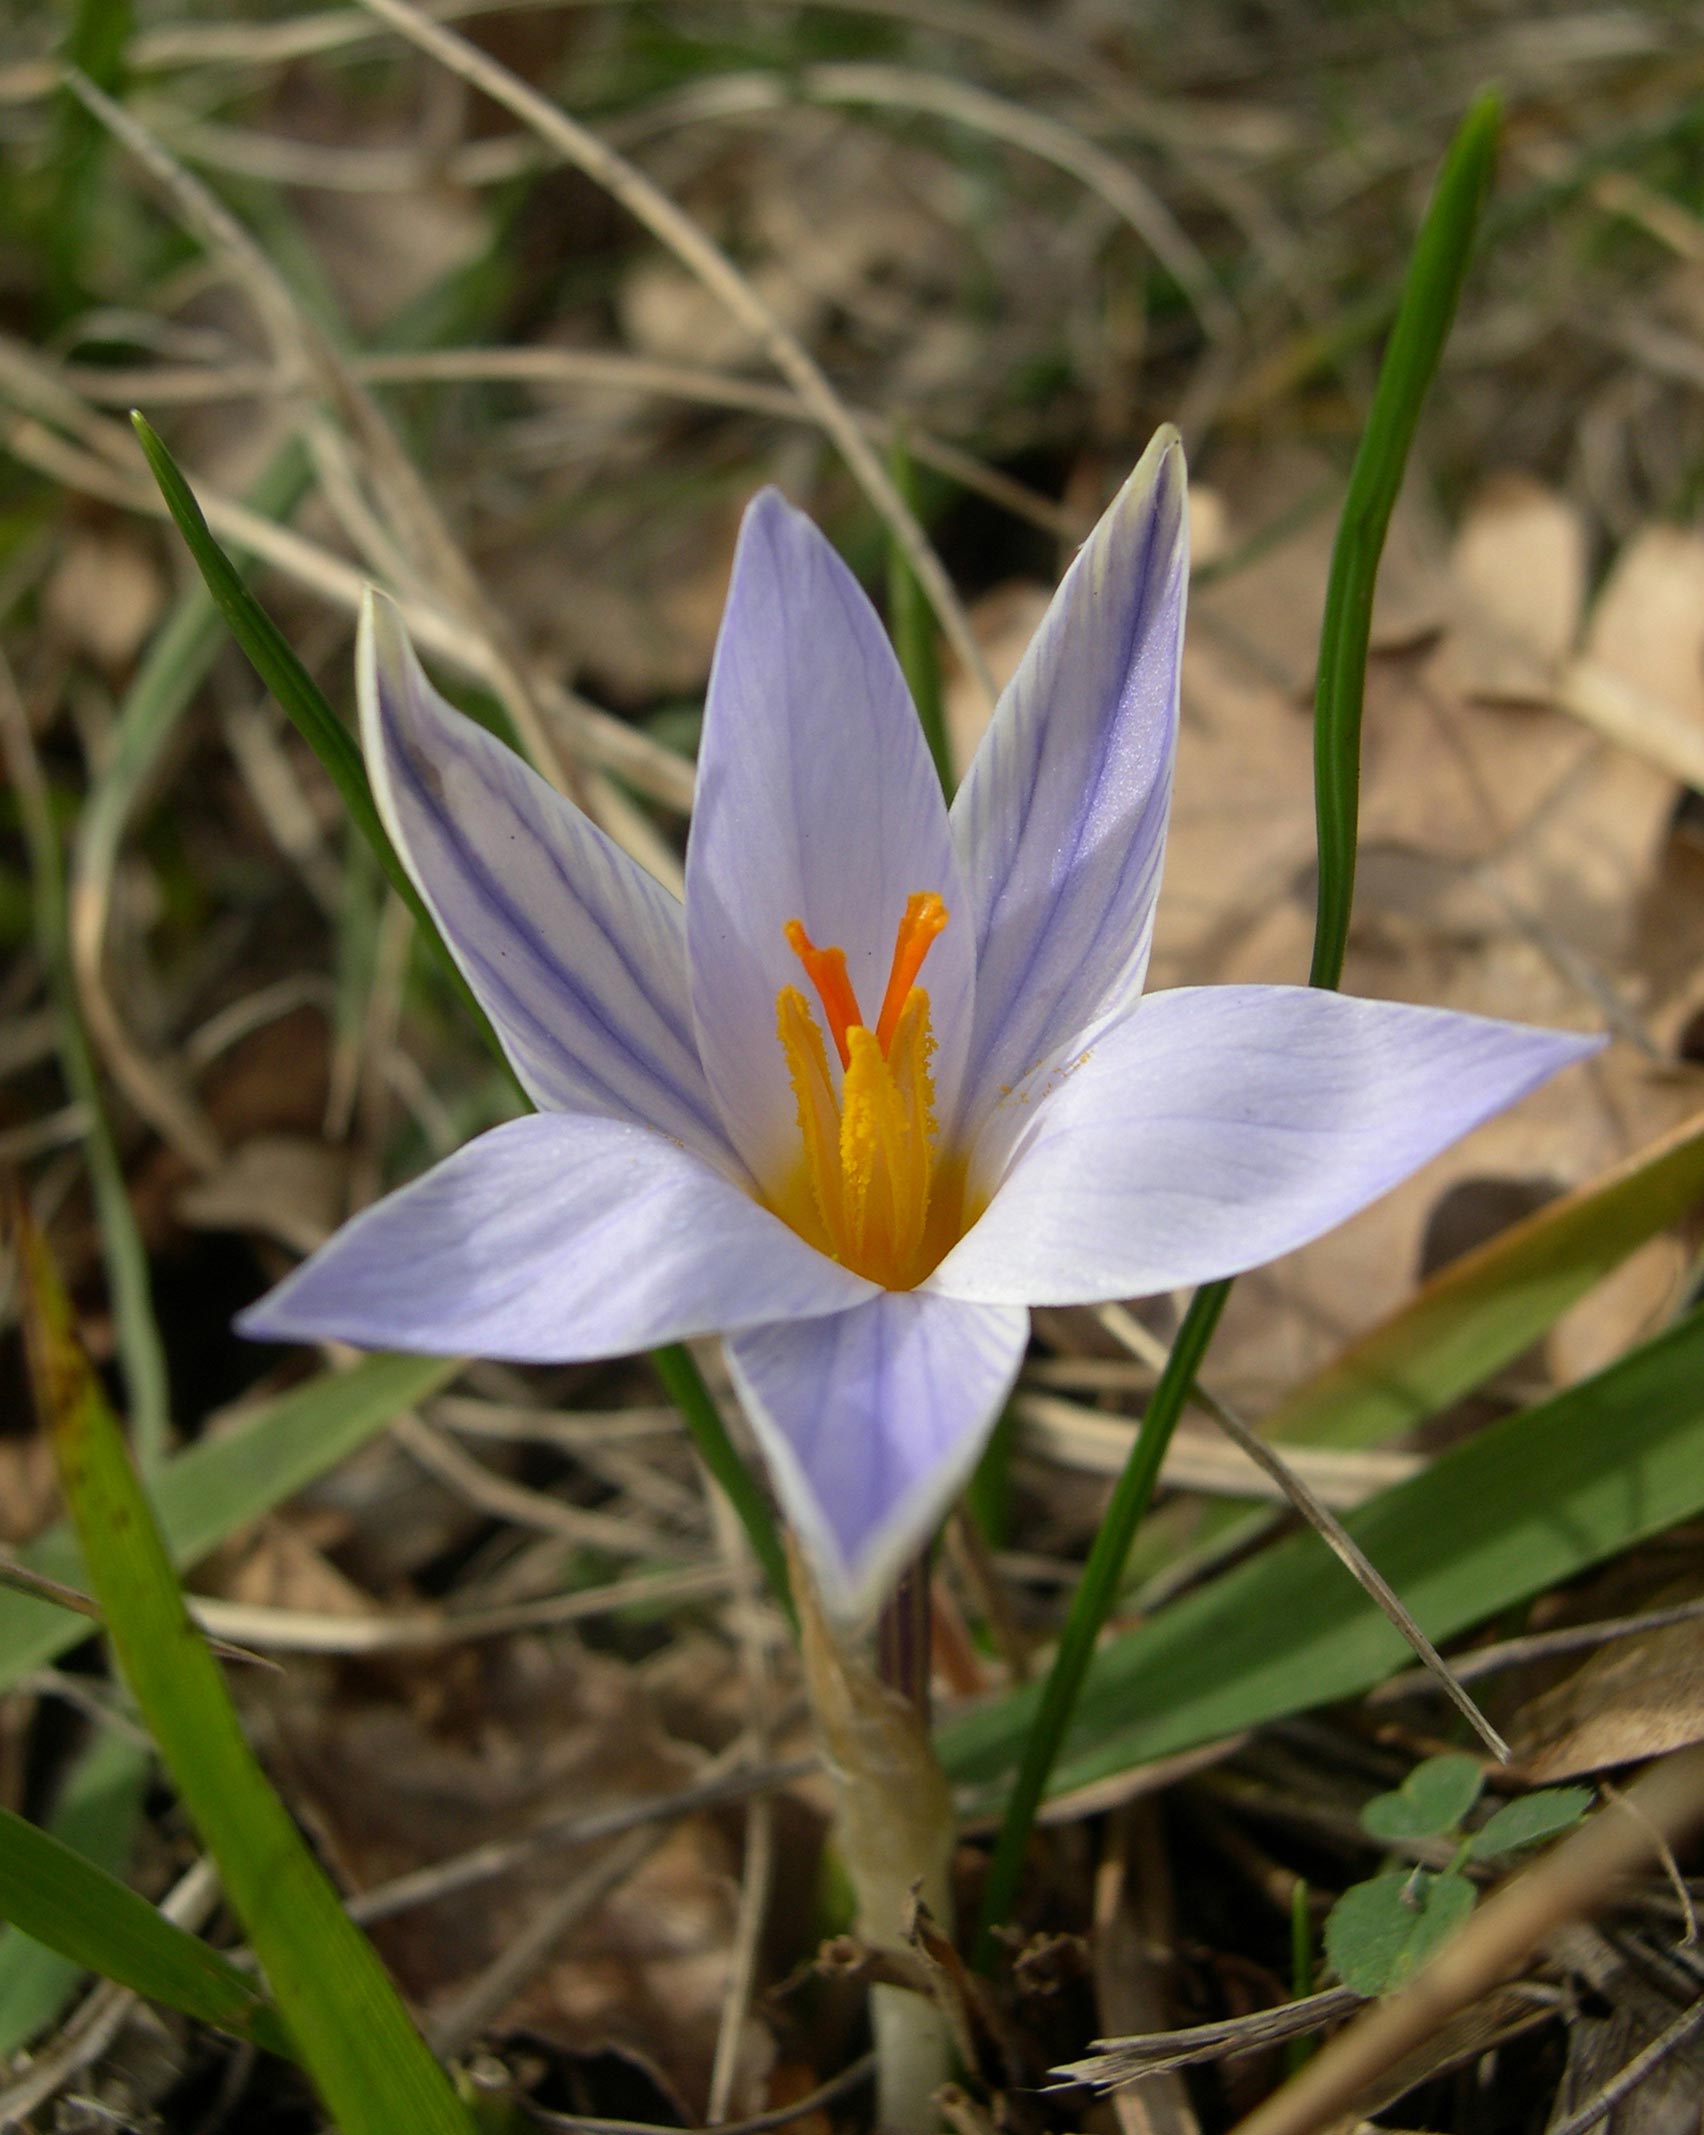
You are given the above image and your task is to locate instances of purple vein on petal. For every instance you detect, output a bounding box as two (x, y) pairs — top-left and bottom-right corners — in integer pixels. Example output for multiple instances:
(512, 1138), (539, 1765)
(363, 595), (733, 1164)
(952, 429), (1187, 1129)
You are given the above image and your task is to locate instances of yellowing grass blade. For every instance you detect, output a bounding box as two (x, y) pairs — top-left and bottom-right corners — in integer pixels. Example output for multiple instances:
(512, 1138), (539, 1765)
(0, 1349), (458, 1697)
(14, 1202), (479, 2135)
(1266, 1107), (1704, 1450)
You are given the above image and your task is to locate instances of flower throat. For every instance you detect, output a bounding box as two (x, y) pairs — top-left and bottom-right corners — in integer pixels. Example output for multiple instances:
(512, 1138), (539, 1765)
(775, 893), (949, 1287)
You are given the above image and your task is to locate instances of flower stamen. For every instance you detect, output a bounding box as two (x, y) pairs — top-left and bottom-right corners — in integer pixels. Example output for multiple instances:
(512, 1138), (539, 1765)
(774, 895), (947, 1286)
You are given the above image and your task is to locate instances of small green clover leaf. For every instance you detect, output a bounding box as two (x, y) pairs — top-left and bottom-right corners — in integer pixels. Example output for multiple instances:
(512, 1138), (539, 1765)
(1360, 1752), (1484, 1842)
(1324, 1867), (1478, 1997)
(1469, 1786), (1593, 1861)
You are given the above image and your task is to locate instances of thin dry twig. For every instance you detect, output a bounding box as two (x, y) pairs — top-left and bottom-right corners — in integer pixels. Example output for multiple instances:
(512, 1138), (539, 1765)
(426, 1822), (664, 2057)
(1055, 1986), (1364, 2091)
(389, 1407), (693, 1557)
(190, 1561), (733, 1653)
(1015, 1387), (1421, 1507)
(423, 1732), (758, 2056)
(0, 335), (697, 811)
(1548, 1991), (1704, 2135)
(63, 69), (586, 818)
(1095, 1305), (1510, 1760)
(61, 348), (1082, 539)
(617, 62), (1233, 343)
(350, 0), (996, 710)
(1371, 1595), (1704, 1702)
(523, 2049), (876, 2135)
(348, 1748), (817, 1928)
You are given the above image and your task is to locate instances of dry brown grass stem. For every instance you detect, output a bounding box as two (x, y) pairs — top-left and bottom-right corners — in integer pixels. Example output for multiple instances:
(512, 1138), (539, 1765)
(61, 350), (1083, 539)
(1095, 1305), (1510, 1761)
(1228, 1744), (1704, 2135)
(351, 0), (997, 709)
(389, 1408), (695, 1557)
(191, 1561), (734, 1654)
(0, 338), (698, 811)
(704, 1488), (781, 2124)
(619, 63), (1233, 342)
(1, 0), (1184, 134)
(63, 71), (588, 821)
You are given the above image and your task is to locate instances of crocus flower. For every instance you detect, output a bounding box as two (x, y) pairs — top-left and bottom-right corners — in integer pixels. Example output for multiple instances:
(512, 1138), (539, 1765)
(241, 429), (1599, 1615)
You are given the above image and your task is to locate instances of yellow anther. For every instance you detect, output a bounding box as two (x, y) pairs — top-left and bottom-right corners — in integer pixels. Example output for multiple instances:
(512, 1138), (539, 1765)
(773, 898), (946, 1287)
(777, 985), (845, 1241)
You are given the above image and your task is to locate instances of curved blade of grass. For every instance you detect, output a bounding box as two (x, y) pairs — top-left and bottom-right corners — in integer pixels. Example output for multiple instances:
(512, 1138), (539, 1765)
(46, 0), (132, 318)
(971, 1277), (1228, 1960)
(0, 1791), (291, 2058)
(130, 416), (788, 1636)
(129, 415), (427, 967)
(1309, 92), (1500, 988)
(944, 1306), (1704, 1804)
(652, 1342), (793, 1631)
(14, 1202), (478, 2135)
(0, 1732), (150, 2055)
(2, 615), (169, 1462)
(0, 1349), (456, 1696)
(70, 438), (311, 1175)
(974, 94), (1503, 1957)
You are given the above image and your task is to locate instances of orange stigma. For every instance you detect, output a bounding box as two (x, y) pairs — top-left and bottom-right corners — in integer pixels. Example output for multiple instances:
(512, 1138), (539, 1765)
(874, 892), (949, 1053)
(782, 921), (861, 1069)
(774, 893), (951, 1286)
(784, 894), (948, 1069)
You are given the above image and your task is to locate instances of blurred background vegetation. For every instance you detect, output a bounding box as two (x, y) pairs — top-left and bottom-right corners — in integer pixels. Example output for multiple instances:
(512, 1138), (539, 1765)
(3, 3), (1704, 2130)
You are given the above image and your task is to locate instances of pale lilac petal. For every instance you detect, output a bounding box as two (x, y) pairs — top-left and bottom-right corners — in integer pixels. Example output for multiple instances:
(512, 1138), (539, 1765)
(685, 492), (973, 1187)
(951, 428), (1187, 1121)
(238, 1112), (872, 1359)
(361, 593), (731, 1166)
(931, 987), (1602, 1305)
(726, 1293), (1028, 1617)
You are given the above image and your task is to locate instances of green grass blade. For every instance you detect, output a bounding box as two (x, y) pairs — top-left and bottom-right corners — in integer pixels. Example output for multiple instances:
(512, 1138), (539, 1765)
(1309, 92), (1501, 990)
(16, 1208), (479, 2135)
(976, 95), (1505, 1951)
(131, 417), (792, 1635)
(1267, 1107), (1704, 1451)
(73, 439), (311, 952)
(129, 417), (501, 1070)
(653, 1342), (795, 1627)
(128, 418), (407, 924)
(971, 1279), (1229, 1959)
(0, 1790), (291, 2058)
(4, 618), (169, 1462)
(943, 1306), (1704, 1803)
(0, 1730), (150, 2054)
(46, 0), (132, 318)
(0, 1351), (457, 1696)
